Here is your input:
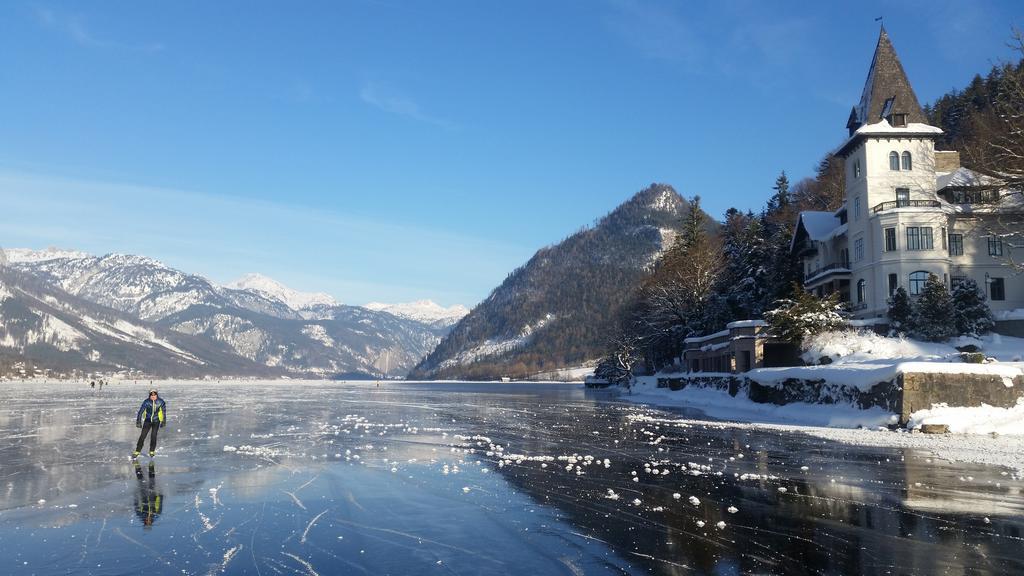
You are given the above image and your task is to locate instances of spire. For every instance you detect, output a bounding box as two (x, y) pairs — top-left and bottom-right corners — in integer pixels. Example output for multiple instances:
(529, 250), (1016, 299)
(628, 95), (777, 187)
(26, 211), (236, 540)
(850, 28), (927, 132)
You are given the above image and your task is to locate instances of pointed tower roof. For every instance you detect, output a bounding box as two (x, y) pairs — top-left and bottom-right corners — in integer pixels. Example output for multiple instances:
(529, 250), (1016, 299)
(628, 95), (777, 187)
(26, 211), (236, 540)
(851, 27), (927, 129)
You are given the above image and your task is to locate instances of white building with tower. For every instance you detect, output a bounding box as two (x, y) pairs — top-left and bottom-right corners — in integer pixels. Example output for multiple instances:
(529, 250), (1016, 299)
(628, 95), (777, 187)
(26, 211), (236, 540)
(791, 27), (1023, 320)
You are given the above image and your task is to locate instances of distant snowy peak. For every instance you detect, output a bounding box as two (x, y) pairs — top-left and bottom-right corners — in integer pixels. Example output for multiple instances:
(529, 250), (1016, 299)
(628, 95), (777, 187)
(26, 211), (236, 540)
(646, 186), (684, 213)
(364, 300), (470, 327)
(227, 273), (339, 311)
(3, 247), (91, 263)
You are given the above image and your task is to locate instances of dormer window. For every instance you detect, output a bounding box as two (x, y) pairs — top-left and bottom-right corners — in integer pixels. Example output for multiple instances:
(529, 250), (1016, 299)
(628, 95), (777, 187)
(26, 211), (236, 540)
(889, 151), (900, 171)
(901, 151), (912, 170)
(891, 113), (907, 127)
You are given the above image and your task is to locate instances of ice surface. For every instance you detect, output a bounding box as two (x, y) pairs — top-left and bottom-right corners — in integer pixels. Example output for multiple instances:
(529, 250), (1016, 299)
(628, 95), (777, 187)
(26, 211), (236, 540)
(0, 380), (1021, 575)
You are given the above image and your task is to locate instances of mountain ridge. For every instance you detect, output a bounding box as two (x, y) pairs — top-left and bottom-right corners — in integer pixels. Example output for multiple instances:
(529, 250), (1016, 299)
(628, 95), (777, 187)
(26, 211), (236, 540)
(0, 248), (453, 378)
(409, 184), (698, 380)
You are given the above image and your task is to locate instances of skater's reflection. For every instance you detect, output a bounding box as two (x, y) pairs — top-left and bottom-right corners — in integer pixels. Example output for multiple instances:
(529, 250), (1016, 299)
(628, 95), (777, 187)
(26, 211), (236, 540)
(133, 461), (163, 530)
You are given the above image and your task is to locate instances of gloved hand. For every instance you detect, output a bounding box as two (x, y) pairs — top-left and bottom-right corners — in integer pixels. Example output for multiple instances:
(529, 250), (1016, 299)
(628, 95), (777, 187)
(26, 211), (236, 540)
(136, 421), (142, 429)
(160, 422), (165, 428)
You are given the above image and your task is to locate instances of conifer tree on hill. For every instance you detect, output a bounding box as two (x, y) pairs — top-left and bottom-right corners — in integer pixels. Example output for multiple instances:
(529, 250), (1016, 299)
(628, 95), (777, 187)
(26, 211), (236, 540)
(631, 195), (723, 371)
(709, 208), (772, 323)
(762, 172), (802, 302)
(914, 274), (956, 342)
(951, 278), (995, 337)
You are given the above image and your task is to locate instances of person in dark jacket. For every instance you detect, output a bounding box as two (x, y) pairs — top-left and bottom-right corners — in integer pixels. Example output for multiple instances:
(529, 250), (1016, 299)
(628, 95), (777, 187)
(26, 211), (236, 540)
(133, 390), (167, 459)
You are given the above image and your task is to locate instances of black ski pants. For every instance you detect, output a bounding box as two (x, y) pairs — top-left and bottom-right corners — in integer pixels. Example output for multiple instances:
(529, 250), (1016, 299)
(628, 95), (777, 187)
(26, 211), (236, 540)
(135, 420), (160, 452)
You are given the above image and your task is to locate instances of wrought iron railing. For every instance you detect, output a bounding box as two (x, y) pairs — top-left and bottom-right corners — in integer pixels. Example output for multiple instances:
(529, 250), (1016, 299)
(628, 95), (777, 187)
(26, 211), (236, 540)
(804, 262), (851, 282)
(872, 200), (941, 213)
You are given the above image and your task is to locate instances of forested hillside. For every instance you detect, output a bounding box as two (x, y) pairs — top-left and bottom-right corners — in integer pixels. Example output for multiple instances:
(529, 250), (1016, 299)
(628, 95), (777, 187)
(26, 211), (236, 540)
(409, 185), (700, 380)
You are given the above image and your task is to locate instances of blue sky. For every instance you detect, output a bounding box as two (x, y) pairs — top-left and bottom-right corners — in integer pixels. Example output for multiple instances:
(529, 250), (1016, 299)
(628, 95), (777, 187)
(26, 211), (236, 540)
(1, 1), (1021, 307)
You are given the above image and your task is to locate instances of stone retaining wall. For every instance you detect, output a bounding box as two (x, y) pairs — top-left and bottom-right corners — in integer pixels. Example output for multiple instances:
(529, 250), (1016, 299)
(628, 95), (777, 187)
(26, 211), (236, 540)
(658, 370), (1024, 427)
(899, 372), (1024, 424)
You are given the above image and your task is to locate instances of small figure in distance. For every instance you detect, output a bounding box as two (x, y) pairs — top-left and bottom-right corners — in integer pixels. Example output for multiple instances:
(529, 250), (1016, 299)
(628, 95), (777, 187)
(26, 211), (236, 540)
(133, 389), (167, 459)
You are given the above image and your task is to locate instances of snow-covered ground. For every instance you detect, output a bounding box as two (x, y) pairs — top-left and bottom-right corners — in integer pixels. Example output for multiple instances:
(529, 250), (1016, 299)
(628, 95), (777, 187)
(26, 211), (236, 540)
(744, 330), (1024, 391)
(624, 381), (1024, 472)
(623, 331), (1024, 470)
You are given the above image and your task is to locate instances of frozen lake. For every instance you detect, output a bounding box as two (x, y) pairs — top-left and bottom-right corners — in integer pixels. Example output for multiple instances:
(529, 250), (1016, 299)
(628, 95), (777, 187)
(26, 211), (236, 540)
(0, 381), (1022, 575)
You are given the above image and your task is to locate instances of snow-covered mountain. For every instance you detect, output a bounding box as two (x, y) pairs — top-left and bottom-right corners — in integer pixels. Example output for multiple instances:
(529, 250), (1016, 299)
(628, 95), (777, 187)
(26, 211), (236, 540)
(7, 249), (298, 321)
(2, 248), (447, 378)
(5, 247), (90, 263)
(0, 268), (279, 377)
(364, 300), (470, 329)
(227, 273), (339, 311)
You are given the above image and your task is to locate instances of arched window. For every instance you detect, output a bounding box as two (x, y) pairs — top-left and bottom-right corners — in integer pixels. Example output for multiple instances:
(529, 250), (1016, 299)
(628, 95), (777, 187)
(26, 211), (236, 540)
(909, 271), (929, 295)
(889, 151), (900, 170)
(902, 151), (912, 170)
(856, 279), (866, 303)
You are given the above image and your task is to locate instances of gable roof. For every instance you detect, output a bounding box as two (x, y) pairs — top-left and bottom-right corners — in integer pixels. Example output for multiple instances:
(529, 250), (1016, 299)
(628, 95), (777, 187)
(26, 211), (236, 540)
(800, 211), (843, 240)
(936, 166), (1002, 190)
(850, 27), (928, 129)
(790, 211), (846, 254)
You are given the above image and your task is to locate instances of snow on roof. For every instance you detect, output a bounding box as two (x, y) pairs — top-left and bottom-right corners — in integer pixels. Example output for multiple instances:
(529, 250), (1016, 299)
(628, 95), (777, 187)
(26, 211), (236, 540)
(936, 167), (1001, 190)
(798, 212), (844, 242)
(725, 320), (767, 329)
(834, 119), (942, 156)
(852, 120), (942, 136)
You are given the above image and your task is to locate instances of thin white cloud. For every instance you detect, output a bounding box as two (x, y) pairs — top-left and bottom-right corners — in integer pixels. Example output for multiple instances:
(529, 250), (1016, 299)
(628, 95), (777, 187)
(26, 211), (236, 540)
(0, 169), (524, 306)
(359, 82), (459, 130)
(34, 6), (164, 52)
(603, 0), (704, 64)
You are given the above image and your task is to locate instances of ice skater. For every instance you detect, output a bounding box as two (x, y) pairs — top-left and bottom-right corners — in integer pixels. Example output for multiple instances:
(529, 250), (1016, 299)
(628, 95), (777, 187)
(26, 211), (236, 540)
(133, 389), (167, 459)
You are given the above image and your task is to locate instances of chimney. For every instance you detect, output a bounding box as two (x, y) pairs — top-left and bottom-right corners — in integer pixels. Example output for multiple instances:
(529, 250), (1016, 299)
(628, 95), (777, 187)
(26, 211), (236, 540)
(935, 150), (960, 173)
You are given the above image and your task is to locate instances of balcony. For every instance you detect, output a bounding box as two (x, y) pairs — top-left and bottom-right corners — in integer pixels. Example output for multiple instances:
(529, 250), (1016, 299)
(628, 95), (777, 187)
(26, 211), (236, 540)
(804, 262), (851, 284)
(796, 240), (819, 257)
(939, 189), (1000, 204)
(872, 200), (941, 213)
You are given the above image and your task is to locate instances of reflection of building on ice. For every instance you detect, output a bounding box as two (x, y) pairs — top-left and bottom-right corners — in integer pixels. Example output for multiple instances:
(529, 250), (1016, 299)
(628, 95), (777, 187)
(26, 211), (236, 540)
(133, 461), (163, 529)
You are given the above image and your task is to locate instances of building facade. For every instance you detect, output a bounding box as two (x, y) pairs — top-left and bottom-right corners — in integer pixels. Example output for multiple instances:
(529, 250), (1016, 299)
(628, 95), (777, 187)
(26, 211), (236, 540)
(792, 28), (1024, 319)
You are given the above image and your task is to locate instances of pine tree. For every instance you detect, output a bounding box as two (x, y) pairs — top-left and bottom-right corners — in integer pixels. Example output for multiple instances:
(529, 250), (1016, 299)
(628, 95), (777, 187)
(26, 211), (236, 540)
(914, 274), (956, 342)
(951, 278), (995, 336)
(717, 210), (771, 320)
(764, 284), (846, 346)
(761, 172), (801, 302)
(635, 195), (724, 370)
(887, 287), (915, 335)
(766, 171), (791, 215)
